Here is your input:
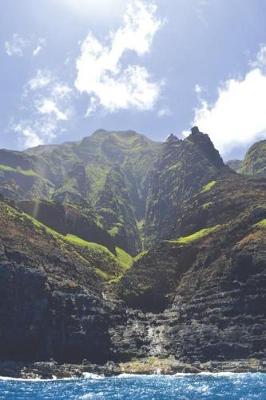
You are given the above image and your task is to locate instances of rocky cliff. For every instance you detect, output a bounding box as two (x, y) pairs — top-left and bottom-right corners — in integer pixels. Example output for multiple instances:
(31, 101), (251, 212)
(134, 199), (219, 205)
(0, 127), (266, 371)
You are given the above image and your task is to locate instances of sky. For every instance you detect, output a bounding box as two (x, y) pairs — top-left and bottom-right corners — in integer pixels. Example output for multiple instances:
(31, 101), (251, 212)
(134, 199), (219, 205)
(1, 0), (266, 159)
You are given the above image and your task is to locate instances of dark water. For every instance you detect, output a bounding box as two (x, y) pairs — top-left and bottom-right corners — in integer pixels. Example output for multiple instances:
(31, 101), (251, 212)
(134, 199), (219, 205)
(0, 373), (265, 399)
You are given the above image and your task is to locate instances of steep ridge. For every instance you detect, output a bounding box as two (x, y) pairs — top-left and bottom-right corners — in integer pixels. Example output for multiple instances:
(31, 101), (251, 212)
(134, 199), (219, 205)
(96, 165), (141, 254)
(144, 127), (230, 247)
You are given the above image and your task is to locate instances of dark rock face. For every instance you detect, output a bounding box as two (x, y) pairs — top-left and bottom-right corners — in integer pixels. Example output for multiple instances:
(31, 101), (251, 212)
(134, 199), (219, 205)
(96, 165), (141, 255)
(144, 127), (228, 247)
(118, 213), (266, 362)
(189, 126), (224, 168)
(0, 200), (115, 364)
(0, 264), (112, 363)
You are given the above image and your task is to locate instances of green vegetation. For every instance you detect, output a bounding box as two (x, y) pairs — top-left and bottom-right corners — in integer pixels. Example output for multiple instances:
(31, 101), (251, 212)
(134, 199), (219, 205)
(240, 140), (266, 177)
(202, 201), (213, 210)
(254, 219), (266, 229)
(167, 225), (221, 245)
(0, 164), (38, 177)
(6, 204), (133, 284)
(200, 180), (217, 193)
(108, 223), (122, 237)
(65, 234), (133, 273)
(95, 268), (112, 280)
(134, 250), (148, 262)
(115, 247), (133, 270)
(64, 234), (107, 250)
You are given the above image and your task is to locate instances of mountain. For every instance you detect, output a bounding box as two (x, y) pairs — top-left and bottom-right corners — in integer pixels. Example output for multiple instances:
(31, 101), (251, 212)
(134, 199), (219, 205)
(0, 127), (266, 374)
(240, 140), (266, 177)
(227, 159), (242, 172)
(144, 126), (228, 247)
(0, 130), (160, 255)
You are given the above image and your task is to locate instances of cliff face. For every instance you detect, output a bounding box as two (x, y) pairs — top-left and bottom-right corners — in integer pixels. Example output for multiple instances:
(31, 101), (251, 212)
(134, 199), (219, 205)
(96, 165), (141, 254)
(118, 190), (266, 362)
(144, 127), (229, 247)
(0, 128), (266, 366)
(0, 200), (113, 363)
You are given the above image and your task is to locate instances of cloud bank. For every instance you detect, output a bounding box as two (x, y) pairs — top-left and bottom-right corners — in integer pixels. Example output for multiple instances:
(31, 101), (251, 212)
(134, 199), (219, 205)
(75, 0), (162, 115)
(192, 46), (266, 156)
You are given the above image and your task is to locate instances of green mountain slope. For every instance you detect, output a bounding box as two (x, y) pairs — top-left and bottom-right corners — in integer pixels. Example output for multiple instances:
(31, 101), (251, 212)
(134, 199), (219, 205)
(240, 140), (266, 177)
(0, 130), (160, 255)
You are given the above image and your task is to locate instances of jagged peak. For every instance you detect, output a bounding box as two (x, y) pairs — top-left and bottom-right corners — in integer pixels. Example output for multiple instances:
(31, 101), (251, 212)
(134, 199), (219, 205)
(166, 133), (180, 143)
(187, 126), (224, 168)
(191, 126), (200, 135)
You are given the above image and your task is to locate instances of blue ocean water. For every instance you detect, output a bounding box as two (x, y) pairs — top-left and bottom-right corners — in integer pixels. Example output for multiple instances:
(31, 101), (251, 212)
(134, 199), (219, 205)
(0, 373), (265, 400)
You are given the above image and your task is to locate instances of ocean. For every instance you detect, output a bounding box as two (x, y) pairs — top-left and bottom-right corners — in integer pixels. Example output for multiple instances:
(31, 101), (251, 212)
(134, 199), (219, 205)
(0, 373), (265, 399)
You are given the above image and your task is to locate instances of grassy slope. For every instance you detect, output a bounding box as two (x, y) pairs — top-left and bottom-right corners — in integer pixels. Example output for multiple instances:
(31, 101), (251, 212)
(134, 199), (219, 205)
(3, 201), (133, 284)
(166, 225), (222, 245)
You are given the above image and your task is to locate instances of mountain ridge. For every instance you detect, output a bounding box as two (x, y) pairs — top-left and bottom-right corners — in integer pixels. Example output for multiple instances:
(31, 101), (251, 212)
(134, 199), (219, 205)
(0, 127), (266, 373)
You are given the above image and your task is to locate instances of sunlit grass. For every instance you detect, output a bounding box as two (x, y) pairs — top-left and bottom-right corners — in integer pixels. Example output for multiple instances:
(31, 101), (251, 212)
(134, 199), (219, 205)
(0, 164), (38, 177)
(200, 180), (217, 193)
(166, 225), (221, 245)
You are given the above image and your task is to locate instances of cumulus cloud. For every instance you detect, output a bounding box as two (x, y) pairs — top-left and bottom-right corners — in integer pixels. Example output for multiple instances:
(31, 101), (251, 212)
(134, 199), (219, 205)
(75, 0), (162, 114)
(12, 70), (73, 148)
(4, 35), (46, 57)
(36, 99), (68, 121)
(191, 46), (266, 156)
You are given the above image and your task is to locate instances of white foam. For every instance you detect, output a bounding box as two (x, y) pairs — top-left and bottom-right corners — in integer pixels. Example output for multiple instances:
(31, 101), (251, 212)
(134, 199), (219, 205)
(82, 372), (104, 380)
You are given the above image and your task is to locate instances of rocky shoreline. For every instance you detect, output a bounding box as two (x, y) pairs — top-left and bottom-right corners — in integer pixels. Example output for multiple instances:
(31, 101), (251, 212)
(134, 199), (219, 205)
(0, 358), (265, 380)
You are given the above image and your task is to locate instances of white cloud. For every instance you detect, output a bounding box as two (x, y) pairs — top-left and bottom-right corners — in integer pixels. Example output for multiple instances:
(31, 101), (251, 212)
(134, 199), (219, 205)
(191, 46), (266, 155)
(28, 70), (52, 91)
(13, 70), (73, 148)
(13, 125), (44, 148)
(53, 83), (72, 98)
(250, 45), (266, 68)
(4, 35), (46, 58)
(32, 38), (46, 56)
(194, 84), (203, 94)
(75, 0), (162, 114)
(37, 99), (68, 121)
(4, 34), (29, 57)
(33, 46), (42, 56)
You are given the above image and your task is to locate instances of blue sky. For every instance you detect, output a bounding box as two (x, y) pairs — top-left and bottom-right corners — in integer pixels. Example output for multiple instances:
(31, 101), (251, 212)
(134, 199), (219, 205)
(1, 0), (266, 159)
